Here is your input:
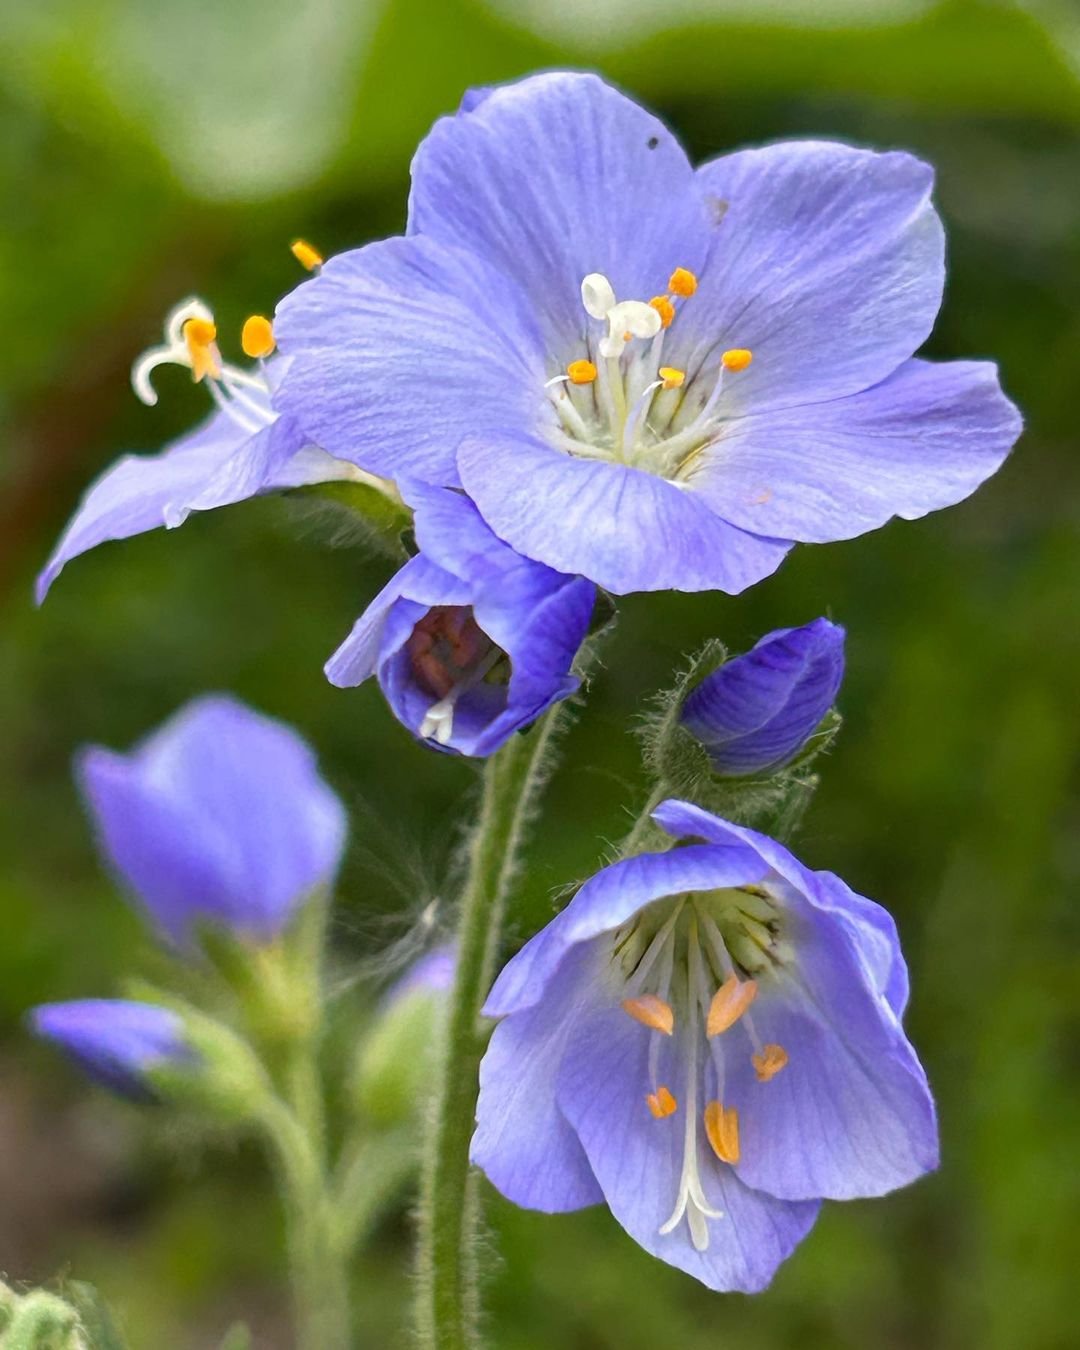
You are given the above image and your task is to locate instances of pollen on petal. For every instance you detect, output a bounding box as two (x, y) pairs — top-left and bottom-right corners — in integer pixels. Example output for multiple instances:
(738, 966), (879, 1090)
(649, 295), (675, 328)
(566, 359), (598, 385)
(706, 973), (758, 1036)
(752, 1043), (789, 1082)
(704, 1101), (740, 1163)
(622, 994), (674, 1036)
(182, 317), (220, 383)
(646, 1085), (677, 1119)
(658, 366), (685, 390)
(241, 314), (276, 359)
(291, 238), (324, 271)
(668, 267), (698, 298)
(721, 348), (753, 372)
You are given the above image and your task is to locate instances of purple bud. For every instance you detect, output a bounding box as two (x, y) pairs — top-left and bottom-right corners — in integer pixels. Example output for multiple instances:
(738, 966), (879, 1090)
(29, 1000), (191, 1100)
(77, 695), (347, 946)
(383, 943), (457, 1008)
(681, 619), (845, 776)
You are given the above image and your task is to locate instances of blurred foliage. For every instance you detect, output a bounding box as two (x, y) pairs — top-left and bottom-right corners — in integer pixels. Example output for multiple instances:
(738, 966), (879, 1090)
(1, 0), (1078, 1346)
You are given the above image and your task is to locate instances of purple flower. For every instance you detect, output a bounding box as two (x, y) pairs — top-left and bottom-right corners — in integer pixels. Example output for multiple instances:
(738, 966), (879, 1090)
(324, 482), (595, 757)
(37, 298), (387, 602)
(471, 799), (937, 1292)
(29, 1000), (191, 1099)
(78, 695), (347, 945)
(681, 618), (845, 776)
(274, 72), (1021, 597)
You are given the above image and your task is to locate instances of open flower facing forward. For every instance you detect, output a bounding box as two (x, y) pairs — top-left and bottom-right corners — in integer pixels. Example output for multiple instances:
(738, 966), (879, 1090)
(471, 799), (937, 1291)
(78, 695), (347, 945)
(681, 618), (845, 776)
(37, 293), (390, 601)
(275, 72), (1021, 596)
(324, 482), (595, 757)
(29, 1000), (191, 1100)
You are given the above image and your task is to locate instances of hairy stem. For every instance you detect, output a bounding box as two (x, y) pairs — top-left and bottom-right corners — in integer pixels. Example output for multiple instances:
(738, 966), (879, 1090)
(260, 1093), (350, 1350)
(416, 706), (568, 1349)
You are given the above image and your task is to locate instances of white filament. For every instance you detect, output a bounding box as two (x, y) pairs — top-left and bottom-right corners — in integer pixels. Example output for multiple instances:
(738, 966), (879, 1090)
(658, 918), (724, 1249)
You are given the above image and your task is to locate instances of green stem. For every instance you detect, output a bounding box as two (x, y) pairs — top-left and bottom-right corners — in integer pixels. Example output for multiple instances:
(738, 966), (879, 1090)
(330, 1127), (418, 1258)
(416, 706), (567, 1350)
(260, 1094), (350, 1350)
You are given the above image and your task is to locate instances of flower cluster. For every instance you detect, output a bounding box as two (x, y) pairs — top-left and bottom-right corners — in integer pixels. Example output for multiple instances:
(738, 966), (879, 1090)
(39, 72), (1019, 759)
(29, 67), (1020, 1313)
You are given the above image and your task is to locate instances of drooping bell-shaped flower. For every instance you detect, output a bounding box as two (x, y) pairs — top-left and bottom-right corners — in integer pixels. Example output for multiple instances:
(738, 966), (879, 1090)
(78, 695), (347, 946)
(681, 618), (845, 775)
(472, 799), (937, 1291)
(324, 482), (595, 757)
(29, 999), (192, 1100)
(37, 288), (394, 601)
(275, 72), (1020, 597)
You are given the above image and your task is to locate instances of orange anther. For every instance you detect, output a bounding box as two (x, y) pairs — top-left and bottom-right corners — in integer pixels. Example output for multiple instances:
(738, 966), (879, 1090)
(649, 295), (675, 328)
(706, 973), (758, 1036)
(668, 267), (698, 298)
(182, 317), (220, 383)
(658, 366), (685, 390)
(721, 348), (753, 372)
(566, 359), (598, 385)
(704, 1102), (740, 1163)
(291, 238), (324, 271)
(621, 994), (675, 1036)
(752, 1043), (789, 1083)
(241, 314), (276, 359)
(646, 1085), (677, 1119)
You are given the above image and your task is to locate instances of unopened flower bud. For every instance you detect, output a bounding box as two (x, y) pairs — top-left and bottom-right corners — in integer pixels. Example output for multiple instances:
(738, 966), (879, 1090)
(681, 618), (845, 776)
(354, 946), (455, 1126)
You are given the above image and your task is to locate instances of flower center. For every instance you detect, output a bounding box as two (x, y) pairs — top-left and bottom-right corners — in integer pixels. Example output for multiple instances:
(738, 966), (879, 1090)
(544, 269), (753, 483)
(406, 606), (510, 746)
(612, 886), (790, 1252)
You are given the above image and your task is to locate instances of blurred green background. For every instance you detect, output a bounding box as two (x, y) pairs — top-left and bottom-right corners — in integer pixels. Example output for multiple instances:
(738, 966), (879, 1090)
(1, 0), (1078, 1346)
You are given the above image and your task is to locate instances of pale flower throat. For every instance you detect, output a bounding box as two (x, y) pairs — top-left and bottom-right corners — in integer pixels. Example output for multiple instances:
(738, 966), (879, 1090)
(544, 269), (752, 483)
(613, 886), (791, 1252)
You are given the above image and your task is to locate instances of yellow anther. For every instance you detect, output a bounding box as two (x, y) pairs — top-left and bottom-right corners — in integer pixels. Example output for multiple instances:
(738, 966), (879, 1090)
(649, 295), (675, 328)
(721, 348), (753, 372)
(241, 314), (276, 359)
(646, 1085), (677, 1119)
(182, 317), (220, 383)
(621, 994), (675, 1036)
(704, 1102), (740, 1164)
(566, 359), (598, 385)
(706, 973), (758, 1036)
(668, 267), (698, 298)
(752, 1043), (789, 1083)
(291, 238), (324, 271)
(658, 366), (685, 390)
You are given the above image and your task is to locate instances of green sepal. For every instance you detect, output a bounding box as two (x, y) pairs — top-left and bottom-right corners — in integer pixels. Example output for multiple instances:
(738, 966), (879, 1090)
(353, 988), (446, 1127)
(283, 479), (412, 561)
(638, 638), (727, 791)
(636, 642), (843, 842)
(120, 981), (272, 1125)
